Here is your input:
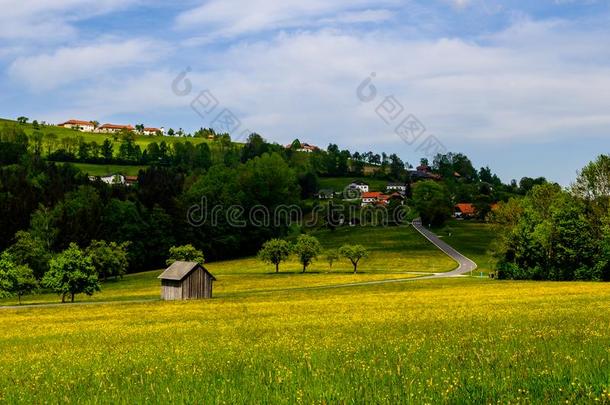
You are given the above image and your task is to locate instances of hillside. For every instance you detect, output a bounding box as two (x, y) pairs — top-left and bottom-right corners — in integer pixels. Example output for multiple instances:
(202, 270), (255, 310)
(0, 118), (220, 157)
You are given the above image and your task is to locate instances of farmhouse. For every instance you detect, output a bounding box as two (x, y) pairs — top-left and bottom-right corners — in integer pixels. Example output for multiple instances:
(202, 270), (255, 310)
(98, 123), (135, 133)
(386, 182), (407, 193)
(100, 174), (126, 185)
(360, 191), (405, 207)
(454, 203), (476, 219)
(143, 127), (162, 136)
(285, 142), (320, 153)
(58, 119), (95, 132)
(348, 180), (369, 193)
(158, 261), (216, 300)
(361, 191), (383, 206)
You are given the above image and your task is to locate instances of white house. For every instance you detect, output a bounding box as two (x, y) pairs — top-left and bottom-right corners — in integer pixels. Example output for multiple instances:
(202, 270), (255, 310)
(58, 119), (95, 132)
(88, 174), (125, 185)
(143, 127), (162, 136)
(386, 182), (407, 193)
(100, 174), (126, 185)
(348, 181), (369, 193)
(284, 142), (320, 153)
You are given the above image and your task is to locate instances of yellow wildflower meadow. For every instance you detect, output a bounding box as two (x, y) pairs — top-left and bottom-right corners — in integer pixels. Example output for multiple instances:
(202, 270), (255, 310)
(0, 278), (609, 403)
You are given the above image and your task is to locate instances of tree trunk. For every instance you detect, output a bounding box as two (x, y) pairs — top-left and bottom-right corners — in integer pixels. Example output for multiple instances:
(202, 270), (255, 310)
(302, 264), (306, 273)
(352, 260), (358, 274)
(275, 263), (279, 273)
(61, 293), (66, 303)
(71, 293), (75, 303)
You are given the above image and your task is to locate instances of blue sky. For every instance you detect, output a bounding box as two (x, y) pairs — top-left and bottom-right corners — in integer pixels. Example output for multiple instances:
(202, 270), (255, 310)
(1, 0), (609, 185)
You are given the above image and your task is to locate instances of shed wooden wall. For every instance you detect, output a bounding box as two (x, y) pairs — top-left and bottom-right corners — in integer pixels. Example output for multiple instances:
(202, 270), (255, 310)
(161, 280), (182, 300)
(181, 267), (214, 299)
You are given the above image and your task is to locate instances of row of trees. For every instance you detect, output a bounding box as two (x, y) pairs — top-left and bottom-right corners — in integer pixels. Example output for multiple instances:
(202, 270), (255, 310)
(0, 241), (128, 303)
(258, 235), (369, 273)
(491, 155), (610, 281)
(0, 242), (206, 303)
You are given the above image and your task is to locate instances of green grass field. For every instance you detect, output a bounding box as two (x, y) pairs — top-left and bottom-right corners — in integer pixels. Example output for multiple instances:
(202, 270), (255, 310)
(433, 220), (497, 274)
(1, 222), (609, 403)
(70, 162), (149, 176)
(318, 177), (390, 192)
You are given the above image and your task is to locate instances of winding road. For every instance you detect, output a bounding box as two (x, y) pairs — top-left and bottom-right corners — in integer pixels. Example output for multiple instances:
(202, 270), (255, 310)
(410, 219), (478, 279)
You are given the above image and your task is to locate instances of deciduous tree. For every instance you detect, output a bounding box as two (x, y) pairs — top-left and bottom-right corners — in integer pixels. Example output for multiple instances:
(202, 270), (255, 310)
(42, 243), (99, 303)
(166, 244), (205, 266)
(293, 234), (322, 273)
(339, 244), (369, 273)
(258, 239), (291, 273)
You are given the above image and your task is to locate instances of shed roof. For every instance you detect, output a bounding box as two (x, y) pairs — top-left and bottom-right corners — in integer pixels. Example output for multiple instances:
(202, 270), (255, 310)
(158, 261), (216, 281)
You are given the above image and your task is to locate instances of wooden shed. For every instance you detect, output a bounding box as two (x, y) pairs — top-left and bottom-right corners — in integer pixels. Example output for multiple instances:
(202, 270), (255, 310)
(158, 261), (216, 300)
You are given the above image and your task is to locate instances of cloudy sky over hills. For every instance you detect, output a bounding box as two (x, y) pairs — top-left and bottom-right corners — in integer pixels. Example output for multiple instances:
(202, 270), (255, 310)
(1, 0), (609, 184)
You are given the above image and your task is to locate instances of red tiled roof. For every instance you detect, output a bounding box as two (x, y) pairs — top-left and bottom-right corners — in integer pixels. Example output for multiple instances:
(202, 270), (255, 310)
(144, 127), (160, 132)
(455, 203), (476, 215)
(362, 192), (383, 199)
(99, 123), (134, 130)
(59, 119), (93, 126)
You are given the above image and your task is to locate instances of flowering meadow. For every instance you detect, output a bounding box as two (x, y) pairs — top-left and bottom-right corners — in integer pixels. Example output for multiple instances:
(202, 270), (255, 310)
(1, 278), (609, 403)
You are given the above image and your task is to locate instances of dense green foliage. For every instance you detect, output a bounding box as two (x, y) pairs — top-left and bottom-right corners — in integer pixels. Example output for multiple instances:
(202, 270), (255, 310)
(0, 252), (37, 303)
(42, 243), (100, 302)
(166, 244), (205, 266)
(411, 181), (452, 226)
(293, 234), (322, 273)
(87, 240), (130, 280)
(492, 156), (610, 281)
(258, 239), (292, 273)
(339, 244), (369, 273)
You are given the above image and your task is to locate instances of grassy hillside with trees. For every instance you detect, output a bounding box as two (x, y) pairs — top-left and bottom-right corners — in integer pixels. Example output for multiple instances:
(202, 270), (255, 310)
(1, 114), (608, 305)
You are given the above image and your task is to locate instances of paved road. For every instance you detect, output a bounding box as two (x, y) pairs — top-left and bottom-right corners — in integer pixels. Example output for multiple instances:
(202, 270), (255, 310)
(410, 219), (478, 278)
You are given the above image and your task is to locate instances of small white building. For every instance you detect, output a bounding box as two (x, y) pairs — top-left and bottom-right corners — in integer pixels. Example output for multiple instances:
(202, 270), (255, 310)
(100, 174), (126, 185)
(386, 183), (407, 193)
(142, 127), (162, 136)
(58, 120), (95, 132)
(348, 181), (369, 193)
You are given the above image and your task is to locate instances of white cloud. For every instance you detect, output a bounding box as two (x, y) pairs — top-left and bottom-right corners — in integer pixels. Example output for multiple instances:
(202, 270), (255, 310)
(0, 0), (138, 41)
(49, 18), (610, 154)
(175, 0), (399, 40)
(8, 39), (169, 90)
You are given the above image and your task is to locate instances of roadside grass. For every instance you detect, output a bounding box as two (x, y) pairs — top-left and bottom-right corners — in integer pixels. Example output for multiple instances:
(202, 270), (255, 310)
(0, 278), (608, 403)
(432, 220), (497, 275)
(0, 225), (454, 306)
